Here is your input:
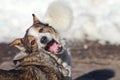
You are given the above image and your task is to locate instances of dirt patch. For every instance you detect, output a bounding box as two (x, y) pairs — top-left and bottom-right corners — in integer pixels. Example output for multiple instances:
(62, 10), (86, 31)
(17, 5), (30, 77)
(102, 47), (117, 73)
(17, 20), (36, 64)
(69, 40), (120, 80)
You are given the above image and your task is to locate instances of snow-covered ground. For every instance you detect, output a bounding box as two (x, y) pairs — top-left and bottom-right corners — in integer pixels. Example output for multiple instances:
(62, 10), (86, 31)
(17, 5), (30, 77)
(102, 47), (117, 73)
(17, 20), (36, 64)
(0, 0), (120, 45)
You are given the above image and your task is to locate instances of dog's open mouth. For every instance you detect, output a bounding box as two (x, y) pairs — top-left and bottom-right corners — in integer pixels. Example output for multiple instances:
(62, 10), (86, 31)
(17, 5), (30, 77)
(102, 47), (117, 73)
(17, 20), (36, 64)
(45, 39), (62, 53)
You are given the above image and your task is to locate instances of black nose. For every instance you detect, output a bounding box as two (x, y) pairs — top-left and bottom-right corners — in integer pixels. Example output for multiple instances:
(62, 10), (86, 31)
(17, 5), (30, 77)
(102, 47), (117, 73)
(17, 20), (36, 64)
(40, 36), (48, 44)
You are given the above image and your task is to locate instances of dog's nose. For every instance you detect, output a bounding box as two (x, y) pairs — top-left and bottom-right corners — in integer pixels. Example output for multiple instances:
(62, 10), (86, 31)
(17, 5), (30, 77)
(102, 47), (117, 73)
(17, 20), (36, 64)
(40, 36), (48, 44)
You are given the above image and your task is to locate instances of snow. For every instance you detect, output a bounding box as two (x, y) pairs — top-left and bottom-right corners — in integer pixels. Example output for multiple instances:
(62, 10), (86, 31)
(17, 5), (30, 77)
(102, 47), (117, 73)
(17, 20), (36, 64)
(0, 0), (54, 42)
(0, 0), (120, 45)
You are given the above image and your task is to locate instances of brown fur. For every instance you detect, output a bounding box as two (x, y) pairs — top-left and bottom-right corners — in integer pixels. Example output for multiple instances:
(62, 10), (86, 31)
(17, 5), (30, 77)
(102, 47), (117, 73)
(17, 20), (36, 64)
(28, 14), (58, 37)
(0, 52), (63, 80)
(9, 35), (38, 53)
(9, 38), (26, 51)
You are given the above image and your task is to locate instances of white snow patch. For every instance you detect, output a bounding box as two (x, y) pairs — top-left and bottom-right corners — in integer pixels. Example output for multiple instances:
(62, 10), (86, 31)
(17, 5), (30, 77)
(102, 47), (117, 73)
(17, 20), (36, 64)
(0, 0), (120, 45)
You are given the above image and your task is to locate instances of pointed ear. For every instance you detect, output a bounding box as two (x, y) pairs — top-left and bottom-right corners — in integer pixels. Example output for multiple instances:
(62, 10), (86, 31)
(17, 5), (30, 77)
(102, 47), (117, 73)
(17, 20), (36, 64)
(9, 38), (26, 51)
(32, 14), (41, 24)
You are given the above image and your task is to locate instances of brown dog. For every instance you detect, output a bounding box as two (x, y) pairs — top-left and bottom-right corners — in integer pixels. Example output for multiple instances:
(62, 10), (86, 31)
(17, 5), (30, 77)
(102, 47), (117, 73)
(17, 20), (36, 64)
(0, 14), (71, 80)
(25, 14), (72, 78)
(10, 14), (72, 79)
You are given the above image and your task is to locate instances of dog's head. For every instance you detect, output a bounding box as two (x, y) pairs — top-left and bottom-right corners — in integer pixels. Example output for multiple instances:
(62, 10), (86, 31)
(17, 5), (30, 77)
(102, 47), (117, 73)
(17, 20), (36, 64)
(9, 35), (38, 65)
(25, 14), (64, 54)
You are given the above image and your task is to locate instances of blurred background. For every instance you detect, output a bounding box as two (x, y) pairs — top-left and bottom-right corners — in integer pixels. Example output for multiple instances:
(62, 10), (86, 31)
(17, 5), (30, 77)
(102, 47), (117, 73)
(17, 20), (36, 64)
(1, 0), (120, 45)
(0, 0), (120, 80)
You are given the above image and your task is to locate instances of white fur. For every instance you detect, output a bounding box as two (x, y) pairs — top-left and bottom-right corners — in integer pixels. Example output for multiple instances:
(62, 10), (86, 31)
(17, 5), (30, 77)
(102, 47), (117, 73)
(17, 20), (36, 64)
(28, 27), (39, 37)
(13, 51), (28, 61)
(28, 27), (58, 49)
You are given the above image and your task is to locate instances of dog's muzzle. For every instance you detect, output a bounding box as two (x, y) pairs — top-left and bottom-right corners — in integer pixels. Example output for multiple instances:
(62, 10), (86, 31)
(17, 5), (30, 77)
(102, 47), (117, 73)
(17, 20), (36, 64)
(45, 39), (63, 53)
(40, 36), (63, 54)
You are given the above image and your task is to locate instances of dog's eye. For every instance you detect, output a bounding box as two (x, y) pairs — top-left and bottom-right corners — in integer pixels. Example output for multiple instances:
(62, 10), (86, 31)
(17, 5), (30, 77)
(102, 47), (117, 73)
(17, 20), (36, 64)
(39, 28), (43, 32)
(31, 40), (36, 45)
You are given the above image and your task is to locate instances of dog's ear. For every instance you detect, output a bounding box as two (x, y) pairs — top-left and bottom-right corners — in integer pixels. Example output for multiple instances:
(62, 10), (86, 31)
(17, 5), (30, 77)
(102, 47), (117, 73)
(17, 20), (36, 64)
(9, 38), (26, 51)
(32, 14), (41, 24)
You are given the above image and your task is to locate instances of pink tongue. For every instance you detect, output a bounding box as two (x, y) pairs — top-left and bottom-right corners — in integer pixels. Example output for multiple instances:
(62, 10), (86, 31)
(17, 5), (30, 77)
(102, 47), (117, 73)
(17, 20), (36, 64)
(49, 42), (61, 53)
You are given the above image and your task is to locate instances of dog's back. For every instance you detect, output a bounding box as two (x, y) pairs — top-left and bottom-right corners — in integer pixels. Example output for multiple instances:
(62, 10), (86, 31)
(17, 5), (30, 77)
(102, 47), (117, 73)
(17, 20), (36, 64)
(0, 51), (64, 80)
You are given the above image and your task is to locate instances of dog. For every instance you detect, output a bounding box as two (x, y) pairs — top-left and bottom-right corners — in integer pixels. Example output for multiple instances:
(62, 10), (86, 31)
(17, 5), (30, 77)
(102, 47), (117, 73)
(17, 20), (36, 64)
(0, 23), (69, 80)
(13, 1), (73, 79)
(9, 14), (72, 80)
(25, 14), (72, 79)
(0, 1), (72, 79)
